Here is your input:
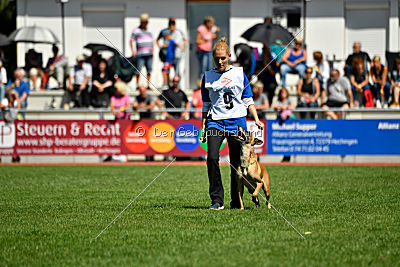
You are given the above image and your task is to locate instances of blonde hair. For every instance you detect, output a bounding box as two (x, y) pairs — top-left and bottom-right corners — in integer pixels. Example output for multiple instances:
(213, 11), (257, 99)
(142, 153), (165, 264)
(114, 81), (127, 96)
(213, 37), (230, 57)
(204, 16), (214, 24)
(373, 56), (381, 62)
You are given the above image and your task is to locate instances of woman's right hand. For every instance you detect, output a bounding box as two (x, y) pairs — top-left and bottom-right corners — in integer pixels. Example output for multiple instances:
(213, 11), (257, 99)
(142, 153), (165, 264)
(199, 128), (206, 143)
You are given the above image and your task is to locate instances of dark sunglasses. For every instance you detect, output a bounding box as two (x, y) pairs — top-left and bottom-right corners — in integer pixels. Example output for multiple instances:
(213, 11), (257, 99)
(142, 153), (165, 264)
(215, 56), (227, 61)
(306, 71), (312, 74)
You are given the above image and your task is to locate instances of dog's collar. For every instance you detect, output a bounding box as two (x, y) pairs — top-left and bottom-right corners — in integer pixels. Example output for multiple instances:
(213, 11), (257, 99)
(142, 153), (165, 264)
(249, 160), (257, 166)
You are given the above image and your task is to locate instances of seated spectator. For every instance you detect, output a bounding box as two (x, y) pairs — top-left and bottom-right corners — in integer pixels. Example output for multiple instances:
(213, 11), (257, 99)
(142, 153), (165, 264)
(273, 87), (295, 162)
(62, 54), (92, 109)
(371, 56), (390, 108)
(0, 60), (7, 101)
(390, 58), (400, 107)
(87, 51), (102, 70)
(91, 59), (114, 108)
(256, 45), (279, 106)
(270, 39), (286, 65)
(322, 69), (353, 119)
(156, 75), (189, 119)
(280, 37), (307, 87)
(344, 42), (371, 78)
(161, 33), (184, 89)
(350, 58), (372, 107)
(297, 67), (320, 119)
(191, 79), (203, 119)
(273, 87), (295, 122)
(313, 51), (329, 103)
(1, 90), (21, 122)
(5, 68), (29, 109)
(132, 85), (155, 119)
(44, 45), (68, 89)
(110, 81), (131, 120)
(248, 81), (269, 120)
(103, 81), (130, 162)
(25, 48), (43, 73)
(29, 68), (42, 91)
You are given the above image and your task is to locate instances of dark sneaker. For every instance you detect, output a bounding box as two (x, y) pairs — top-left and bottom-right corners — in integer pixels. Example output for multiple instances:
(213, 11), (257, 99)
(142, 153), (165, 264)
(209, 203), (224, 210)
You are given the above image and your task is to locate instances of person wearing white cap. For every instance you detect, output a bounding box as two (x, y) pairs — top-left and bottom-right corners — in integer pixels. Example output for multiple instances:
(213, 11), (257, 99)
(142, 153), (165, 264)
(130, 13), (154, 89)
(61, 54), (92, 108)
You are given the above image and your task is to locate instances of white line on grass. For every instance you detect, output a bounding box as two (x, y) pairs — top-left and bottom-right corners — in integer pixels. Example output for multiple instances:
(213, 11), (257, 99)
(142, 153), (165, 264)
(226, 159), (306, 240)
(93, 158), (176, 240)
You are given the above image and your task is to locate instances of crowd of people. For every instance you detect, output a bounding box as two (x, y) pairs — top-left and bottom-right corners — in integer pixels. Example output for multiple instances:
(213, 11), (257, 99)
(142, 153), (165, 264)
(1, 14), (400, 123)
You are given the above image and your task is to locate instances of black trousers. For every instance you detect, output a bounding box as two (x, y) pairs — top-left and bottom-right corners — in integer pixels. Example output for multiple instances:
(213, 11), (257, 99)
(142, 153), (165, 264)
(207, 127), (242, 207)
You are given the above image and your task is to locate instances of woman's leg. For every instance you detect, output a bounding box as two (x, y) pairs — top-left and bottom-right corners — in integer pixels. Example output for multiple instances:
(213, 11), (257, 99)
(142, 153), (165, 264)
(227, 134), (242, 208)
(280, 63), (291, 87)
(297, 101), (307, 119)
(294, 64), (306, 79)
(207, 127), (226, 206)
(309, 101), (318, 119)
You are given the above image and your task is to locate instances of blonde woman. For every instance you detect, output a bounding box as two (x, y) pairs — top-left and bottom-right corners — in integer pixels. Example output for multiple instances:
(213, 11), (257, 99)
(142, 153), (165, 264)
(200, 37), (263, 210)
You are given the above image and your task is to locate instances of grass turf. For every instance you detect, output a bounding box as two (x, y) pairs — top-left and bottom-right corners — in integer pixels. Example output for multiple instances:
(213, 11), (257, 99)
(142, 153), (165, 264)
(0, 165), (399, 266)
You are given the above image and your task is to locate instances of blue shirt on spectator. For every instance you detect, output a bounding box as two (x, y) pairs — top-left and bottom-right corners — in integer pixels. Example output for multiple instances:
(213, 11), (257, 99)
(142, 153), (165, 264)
(6, 80), (30, 98)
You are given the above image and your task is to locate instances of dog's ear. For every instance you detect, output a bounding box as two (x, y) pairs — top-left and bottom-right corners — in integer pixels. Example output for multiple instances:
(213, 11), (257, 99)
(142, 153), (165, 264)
(237, 125), (245, 135)
(235, 125), (247, 142)
(254, 138), (263, 146)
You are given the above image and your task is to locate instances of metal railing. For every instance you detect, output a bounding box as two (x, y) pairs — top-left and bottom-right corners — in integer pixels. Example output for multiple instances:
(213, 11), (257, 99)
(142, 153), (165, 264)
(2, 107), (399, 120)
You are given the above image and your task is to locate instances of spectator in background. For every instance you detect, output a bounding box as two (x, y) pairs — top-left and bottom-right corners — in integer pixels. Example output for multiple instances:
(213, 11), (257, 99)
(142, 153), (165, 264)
(371, 56), (390, 108)
(280, 37), (307, 87)
(390, 58), (400, 108)
(0, 60), (7, 101)
(111, 81), (131, 120)
(196, 16), (219, 79)
(156, 17), (173, 63)
(91, 59), (114, 108)
(256, 45), (279, 106)
(87, 51), (102, 70)
(345, 42), (371, 77)
(168, 19), (187, 78)
(1, 90), (21, 162)
(297, 67), (320, 119)
(191, 79), (203, 119)
(62, 54), (92, 109)
(161, 32), (184, 89)
(234, 43), (256, 81)
(104, 81), (131, 162)
(156, 75), (189, 119)
(5, 68), (29, 109)
(25, 48), (42, 73)
(29, 67), (42, 91)
(130, 13), (153, 89)
(273, 87), (295, 162)
(44, 45), (68, 89)
(248, 81), (269, 120)
(270, 39), (286, 65)
(132, 85), (155, 119)
(350, 58), (372, 107)
(322, 69), (353, 119)
(313, 51), (329, 103)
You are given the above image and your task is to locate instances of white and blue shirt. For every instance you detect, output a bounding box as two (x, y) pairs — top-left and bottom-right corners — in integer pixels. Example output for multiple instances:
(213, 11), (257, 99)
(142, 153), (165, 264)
(201, 66), (254, 132)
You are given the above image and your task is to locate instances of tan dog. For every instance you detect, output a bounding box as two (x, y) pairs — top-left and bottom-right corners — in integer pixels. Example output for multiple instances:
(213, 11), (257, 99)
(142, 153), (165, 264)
(235, 125), (271, 209)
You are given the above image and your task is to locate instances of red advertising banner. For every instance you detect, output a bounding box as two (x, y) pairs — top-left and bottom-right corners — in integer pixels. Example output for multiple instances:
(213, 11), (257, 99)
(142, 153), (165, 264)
(0, 119), (266, 156)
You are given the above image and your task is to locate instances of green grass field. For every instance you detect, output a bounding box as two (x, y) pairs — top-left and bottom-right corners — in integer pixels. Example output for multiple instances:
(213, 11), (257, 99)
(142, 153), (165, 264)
(0, 164), (399, 266)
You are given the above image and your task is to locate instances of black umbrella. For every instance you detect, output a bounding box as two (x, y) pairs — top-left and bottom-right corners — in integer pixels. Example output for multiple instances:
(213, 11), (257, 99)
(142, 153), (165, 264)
(84, 43), (118, 54)
(0, 33), (11, 46)
(241, 23), (295, 46)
